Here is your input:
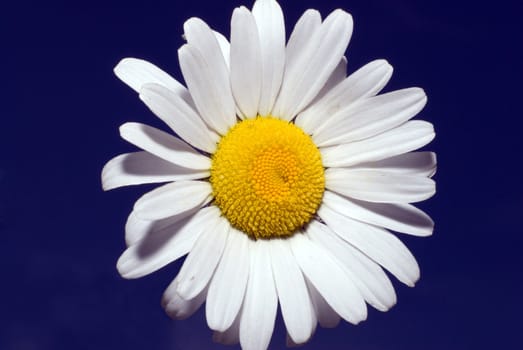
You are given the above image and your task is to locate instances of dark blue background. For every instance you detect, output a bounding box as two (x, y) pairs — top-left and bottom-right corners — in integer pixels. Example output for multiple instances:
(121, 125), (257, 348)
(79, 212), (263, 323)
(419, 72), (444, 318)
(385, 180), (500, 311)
(4, 0), (522, 349)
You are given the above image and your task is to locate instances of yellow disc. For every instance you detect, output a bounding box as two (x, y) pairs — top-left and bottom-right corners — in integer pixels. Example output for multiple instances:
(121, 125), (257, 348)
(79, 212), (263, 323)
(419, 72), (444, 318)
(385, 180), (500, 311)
(210, 117), (325, 239)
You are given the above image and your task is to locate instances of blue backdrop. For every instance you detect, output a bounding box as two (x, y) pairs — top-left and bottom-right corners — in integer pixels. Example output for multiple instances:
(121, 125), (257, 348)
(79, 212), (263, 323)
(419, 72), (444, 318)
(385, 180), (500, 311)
(3, 0), (522, 349)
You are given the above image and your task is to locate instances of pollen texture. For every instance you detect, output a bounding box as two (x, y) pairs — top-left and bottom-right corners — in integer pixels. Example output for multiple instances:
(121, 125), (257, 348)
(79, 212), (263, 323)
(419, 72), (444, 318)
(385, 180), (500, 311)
(210, 117), (325, 239)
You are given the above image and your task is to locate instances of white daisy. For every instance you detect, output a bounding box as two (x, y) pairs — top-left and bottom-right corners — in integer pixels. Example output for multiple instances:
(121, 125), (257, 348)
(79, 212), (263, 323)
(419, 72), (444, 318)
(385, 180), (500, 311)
(102, 0), (436, 349)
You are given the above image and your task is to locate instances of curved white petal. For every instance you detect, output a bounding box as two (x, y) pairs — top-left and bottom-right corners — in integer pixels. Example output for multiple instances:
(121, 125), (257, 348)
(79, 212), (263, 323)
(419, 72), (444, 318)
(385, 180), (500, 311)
(116, 207), (219, 279)
(274, 9), (353, 120)
(230, 7), (262, 119)
(305, 275), (340, 328)
(350, 152), (438, 178)
(125, 207), (200, 247)
(239, 240), (278, 350)
(162, 278), (207, 320)
(270, 239), (314, 344)
(252, 0), (285, 116)
(297, 59), (392, 134)
(176, 217), (230, 300)
(321, 120), (435, 168)
(133, 180), (212, 220)
(139, 83), (218, 153)
(323, 191), (434, 236)
(101, 151), (208, 191)
(308, 56), (347, 109)
(284, 9), (321, 72)
(213, 312), (241, 345)
(213, 31), (230, 68)
(119, 122), (211, 170)
(290, 234), (367, 324)
(307, 220), (397, 311)
(113, 57), (193, 106)
(179, 23), (236, 135)
(206, 228), (250, 332)
(314, 87), (427, 147)
(318, 205), (420, 286)
(325, 168), (436, 203)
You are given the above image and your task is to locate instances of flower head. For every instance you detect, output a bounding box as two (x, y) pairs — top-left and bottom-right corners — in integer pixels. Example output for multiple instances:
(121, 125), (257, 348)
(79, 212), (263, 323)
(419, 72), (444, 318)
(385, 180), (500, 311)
(102, 0), (436, 348)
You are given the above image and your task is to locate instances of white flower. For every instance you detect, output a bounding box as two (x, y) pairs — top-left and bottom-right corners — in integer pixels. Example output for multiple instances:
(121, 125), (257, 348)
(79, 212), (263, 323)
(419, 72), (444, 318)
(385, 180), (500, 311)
(102, 0), (436, 348)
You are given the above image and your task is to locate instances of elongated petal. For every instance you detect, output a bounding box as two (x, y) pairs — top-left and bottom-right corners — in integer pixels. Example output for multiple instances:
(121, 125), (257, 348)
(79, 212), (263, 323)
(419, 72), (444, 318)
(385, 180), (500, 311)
(350, 152), (437, 178)
(309, 56), (347, 109)
(117, 207), (219, 279)
(270, 239), (314, 344)
(290, 234), (367, 324)
(297, 59), (392, 134)
(183, 18), (236, 132)
(162, 278), (207, 320)
(307, 221), (396, 311)
(230, 7), (262, 118)
(213, 312), (240, 345)
(114, 58), (193, 106)
(206, 228), (250, 332)
(321, 120), (435, 167)
(125, 207), (199, 246)
(318, 205), (420, 286)
(176, 217), (229, 300)
(140, 83), (218, 153)
(314, 87), (427, 147)
(252, 0), (285, 116)
(119, 122), (211, 170)
(325, 168), (436, 203)
(178, 44), (235, 135)
(274, 10), (353, 120)
(134, 180), (212, 220)
(305, 278), (339, 328)
(101, 151), (208, 191)
(323, 191), (434, 236)
(240, 240), (278, 350)
(284, 10), (321, 72)
(214, 31), (230, 68)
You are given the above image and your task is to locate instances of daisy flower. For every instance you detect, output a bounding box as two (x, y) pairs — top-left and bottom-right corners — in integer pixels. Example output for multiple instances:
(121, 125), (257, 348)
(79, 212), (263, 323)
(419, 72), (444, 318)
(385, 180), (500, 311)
(102, 0), (436, 348)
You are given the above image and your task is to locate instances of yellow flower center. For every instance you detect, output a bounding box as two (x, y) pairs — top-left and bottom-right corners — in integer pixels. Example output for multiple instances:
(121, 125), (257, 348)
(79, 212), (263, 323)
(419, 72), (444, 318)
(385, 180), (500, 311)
(210, 117), (325, 239)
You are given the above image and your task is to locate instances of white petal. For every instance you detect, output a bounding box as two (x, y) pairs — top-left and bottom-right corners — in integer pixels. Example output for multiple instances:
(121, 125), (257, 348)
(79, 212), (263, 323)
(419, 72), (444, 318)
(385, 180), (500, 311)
(213, 312), (240, 345)
(113, 58), (193, 106)
(318, 205), (420, 286)
(213, 31), (230, 68)
(101, 151), (208, 191)
(162, 278), (207, 320)
(350, 152), (438, 178)
(323, 191), (434, 236)
(240, 240), (278, 350)
(325, 168), (436, 203)
(124, 207), (199, 247)
(297, 59), (392, 134)
(308, 56), (347, 109)
(179, 21), (236, 134)
(139, 83), (218, 153)
(206, 228), (250, 332)
(313, 87), (427, 147)
(305, 277), (340, 328)
(270, 239), (314, 344)
(176, 217), (229, 300)
(306, 220), (396, 311)
(284, 9), (321, 82)
(290, 234), (367, 324)
(321, 120), (435, 167)
(133, 180), (212, 220)
(230, 7), (262, 119)
(119, 122), (211, 170)
(252, 0), (285, 116)
(116, 207), (219, 279)
(274, 10), (353, 120)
